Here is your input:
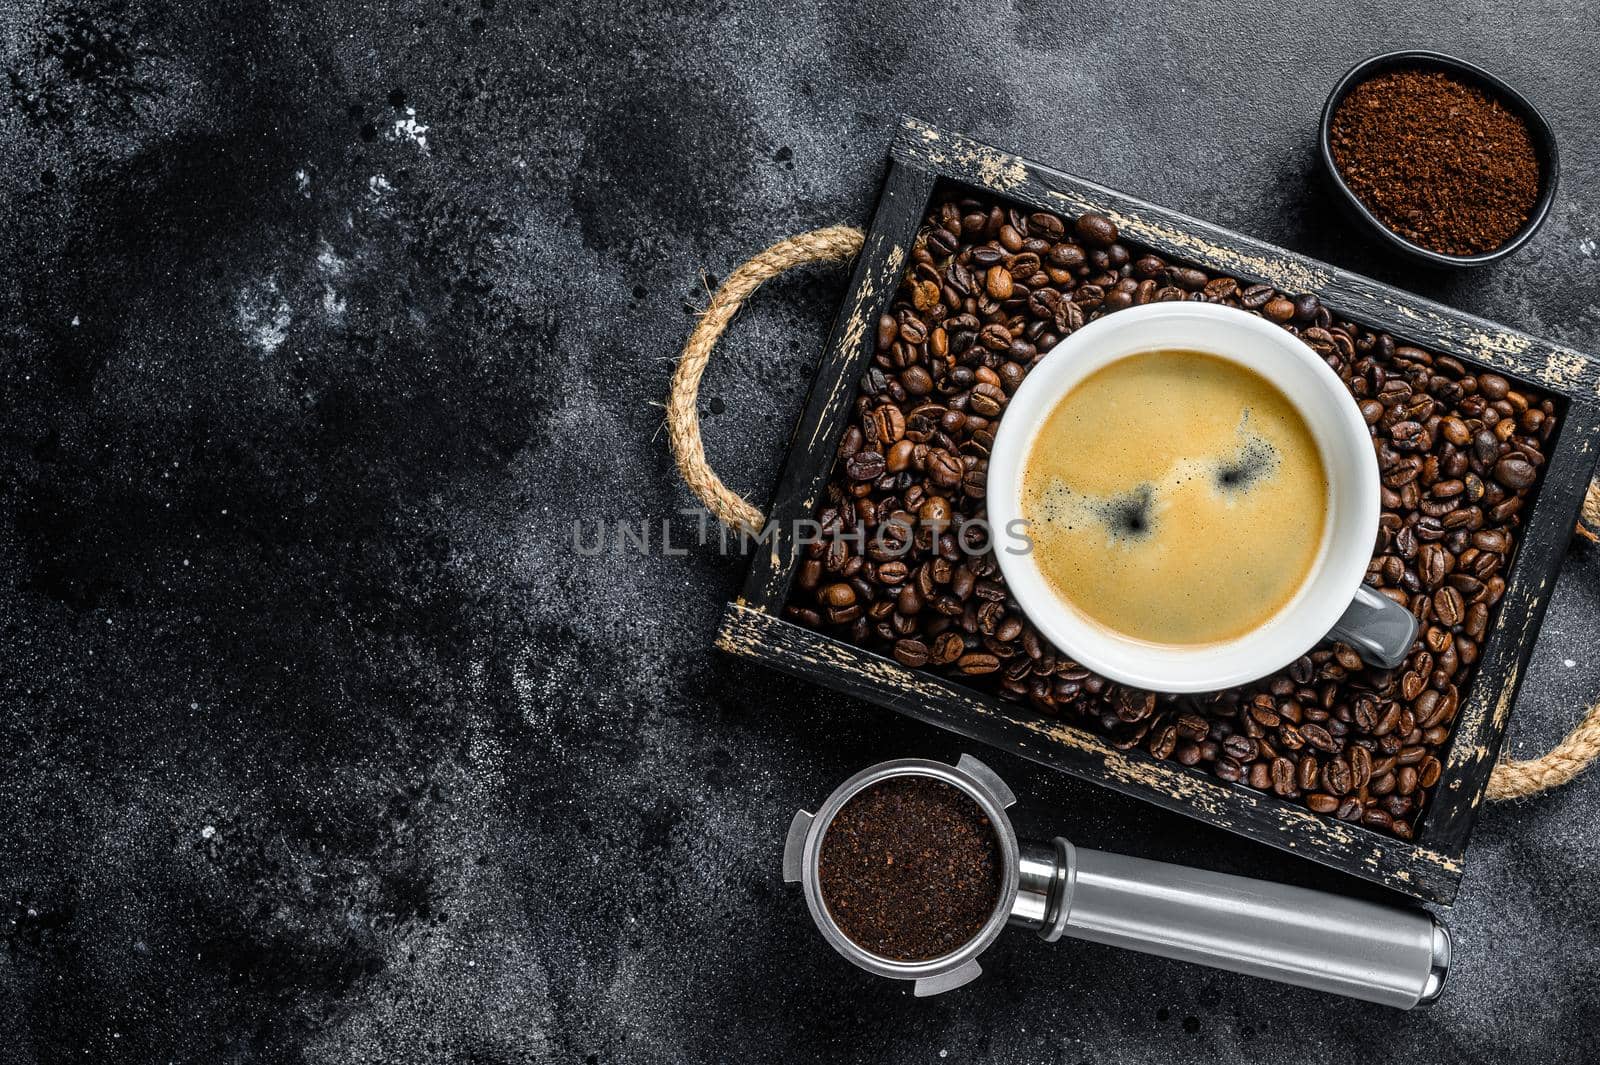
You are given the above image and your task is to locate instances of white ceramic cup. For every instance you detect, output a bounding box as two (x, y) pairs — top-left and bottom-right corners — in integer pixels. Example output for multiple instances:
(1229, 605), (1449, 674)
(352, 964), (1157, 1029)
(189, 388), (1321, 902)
(986, 302), (1417, 694)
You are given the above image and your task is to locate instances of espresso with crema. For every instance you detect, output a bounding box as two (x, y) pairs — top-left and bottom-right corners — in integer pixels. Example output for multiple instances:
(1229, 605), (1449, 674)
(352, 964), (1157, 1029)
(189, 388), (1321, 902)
(1020, 349), (1329, 646)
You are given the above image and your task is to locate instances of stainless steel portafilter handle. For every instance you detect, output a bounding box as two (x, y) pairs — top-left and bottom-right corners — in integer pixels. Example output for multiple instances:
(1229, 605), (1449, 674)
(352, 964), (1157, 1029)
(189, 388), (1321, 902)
(786, 755), (1450, 1007)
(1012, 837), (1449, 1007)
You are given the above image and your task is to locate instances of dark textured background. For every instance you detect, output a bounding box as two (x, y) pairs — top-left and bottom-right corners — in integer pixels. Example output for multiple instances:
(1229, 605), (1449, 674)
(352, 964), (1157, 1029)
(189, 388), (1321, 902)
(2, 2), (1598, 1062)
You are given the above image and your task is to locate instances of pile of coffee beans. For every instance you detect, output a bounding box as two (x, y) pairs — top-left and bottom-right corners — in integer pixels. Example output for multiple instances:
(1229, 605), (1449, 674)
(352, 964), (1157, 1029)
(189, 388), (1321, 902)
(1330, 68), (1541, 256)
(784, 194), (1558, 840)
(817, 775), (1001, 961)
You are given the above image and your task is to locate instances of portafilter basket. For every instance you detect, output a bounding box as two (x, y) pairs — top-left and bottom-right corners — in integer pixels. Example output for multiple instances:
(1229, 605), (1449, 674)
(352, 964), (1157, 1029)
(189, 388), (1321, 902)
(785, 755), (1450, 1006)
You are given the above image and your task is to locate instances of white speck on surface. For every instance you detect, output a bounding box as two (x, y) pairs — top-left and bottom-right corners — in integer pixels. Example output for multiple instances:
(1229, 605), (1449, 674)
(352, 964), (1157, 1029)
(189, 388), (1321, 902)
(200, 825), (215, 839)
(1580, 238), (1597, 257)
(70, 315), (80, 326)
(295, 169), (312, 197)
(368, 174), (394, 199)
(316, 240), (348, 320)
(392, 108), (430, 151)
(235, 278), (292, 355)
(315, 240), (346, 276)
(1565, 659), (1577, 668)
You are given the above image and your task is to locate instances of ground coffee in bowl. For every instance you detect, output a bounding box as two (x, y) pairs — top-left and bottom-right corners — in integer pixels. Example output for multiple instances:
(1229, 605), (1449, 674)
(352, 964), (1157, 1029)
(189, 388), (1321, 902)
(1328, 67), (1541, 257)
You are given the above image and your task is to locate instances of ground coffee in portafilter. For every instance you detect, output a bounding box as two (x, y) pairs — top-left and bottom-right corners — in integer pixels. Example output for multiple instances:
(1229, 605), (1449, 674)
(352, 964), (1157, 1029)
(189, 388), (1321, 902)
(1329, 68), (1540, 256)
(817, 776), (1001, 961)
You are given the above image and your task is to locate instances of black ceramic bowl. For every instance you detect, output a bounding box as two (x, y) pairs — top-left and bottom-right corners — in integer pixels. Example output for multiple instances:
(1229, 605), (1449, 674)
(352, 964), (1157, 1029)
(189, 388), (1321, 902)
(1319, 50), (1560, 268)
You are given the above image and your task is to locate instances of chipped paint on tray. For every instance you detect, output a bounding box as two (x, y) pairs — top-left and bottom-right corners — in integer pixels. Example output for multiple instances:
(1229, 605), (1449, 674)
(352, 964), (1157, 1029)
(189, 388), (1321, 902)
(907, 121), (1027, 190)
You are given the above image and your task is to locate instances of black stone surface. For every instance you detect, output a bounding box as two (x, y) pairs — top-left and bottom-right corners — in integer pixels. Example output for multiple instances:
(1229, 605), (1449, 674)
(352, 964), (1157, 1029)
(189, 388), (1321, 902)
(2, 2), (1598, 1062)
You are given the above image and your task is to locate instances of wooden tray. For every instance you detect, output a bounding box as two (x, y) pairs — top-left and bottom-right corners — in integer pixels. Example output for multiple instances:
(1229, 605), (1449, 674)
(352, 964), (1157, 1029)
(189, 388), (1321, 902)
(714, 116), (1600, 904)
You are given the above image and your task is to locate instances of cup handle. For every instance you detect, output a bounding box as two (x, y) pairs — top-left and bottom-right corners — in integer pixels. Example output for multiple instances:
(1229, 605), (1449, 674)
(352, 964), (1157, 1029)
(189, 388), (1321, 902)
(1327, 584), (1419, 670)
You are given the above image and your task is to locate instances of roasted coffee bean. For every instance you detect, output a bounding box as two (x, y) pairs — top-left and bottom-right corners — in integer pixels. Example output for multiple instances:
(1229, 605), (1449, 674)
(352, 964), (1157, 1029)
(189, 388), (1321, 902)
(1432, 583), (1465, 625)
(1050, 242), (1087, 269)
(1248, 702), (1281, 728)
(1413, 689), (1444, 729)
(844, 451), (886, 481)
(1350, 746), (1373, 789)
(985, 266), (1014, 300)
(886, 438), (915, 472)
(1354, 694), (1381, 731)
(1239, 283), (1274, 309)
(930, 631), (964, 665)
(1298, 754), (1320, 792)
(1466, 601), (1489, 640)
(1372, 701), (1402, 737)
(1074, 213), (1118, 246)
(1150, 724), (1178, 760)
(957, 652), (1000, 675)
(893, 639), (931, 667)
(820, 583), (857, 609)
(786, 605), (822, 627)
(1323, 759), (1353, 796)
(1440, 416), (1471, 444)
(1271, 757), (1296, 797)
(1214, 758), (1245, 783)
(969, 382), (1007, 418)
(1223, 734), (1256, 763)
(1473, 429), (1501, 465)
(1419, 543), (1450, 588)
(876, 314), (899, 350)
(1278, 722), (1305, 750)
(1306, 793), (1339, 814)
(872, 405), (907, 444)
(1133, 254), (1166, 279)
(1472, 529), (1509, 553)
(1300, 723), (1338, 753)
(926, 448), (962, 487)
(1262, 296), (1295, 322)
(826, 603), (862, 624)
(1492, 456), (1537, 489)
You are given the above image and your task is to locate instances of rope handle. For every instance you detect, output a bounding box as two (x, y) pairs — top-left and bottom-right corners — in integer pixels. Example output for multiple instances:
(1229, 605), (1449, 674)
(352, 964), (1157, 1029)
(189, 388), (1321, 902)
(668, 225), (1600, 801)
(666, 226), (865, 534)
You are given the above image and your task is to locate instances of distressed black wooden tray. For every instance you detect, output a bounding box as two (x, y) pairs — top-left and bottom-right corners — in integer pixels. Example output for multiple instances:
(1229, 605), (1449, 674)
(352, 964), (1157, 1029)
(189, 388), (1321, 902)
(714, 116), (1600, 904)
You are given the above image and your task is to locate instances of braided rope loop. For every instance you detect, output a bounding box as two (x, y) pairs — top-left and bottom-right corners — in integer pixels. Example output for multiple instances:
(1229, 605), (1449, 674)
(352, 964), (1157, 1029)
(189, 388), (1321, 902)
(666, 226), (865, 535)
